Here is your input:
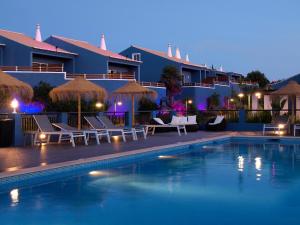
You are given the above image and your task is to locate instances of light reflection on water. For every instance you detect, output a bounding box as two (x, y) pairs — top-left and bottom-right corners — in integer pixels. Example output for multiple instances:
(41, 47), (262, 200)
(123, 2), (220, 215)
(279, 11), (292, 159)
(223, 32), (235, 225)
(2, 143), (300, 225)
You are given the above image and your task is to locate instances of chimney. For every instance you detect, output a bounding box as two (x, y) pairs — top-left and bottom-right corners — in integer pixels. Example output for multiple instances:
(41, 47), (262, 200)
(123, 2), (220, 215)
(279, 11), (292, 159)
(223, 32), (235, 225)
(100, 34), (107, 50)
(175, 47), (181, 59)
(219, 65), (224, 72)
(167, 43), (173, 57)
(35, 24), (42, 42)
(185, 54), (189, 62)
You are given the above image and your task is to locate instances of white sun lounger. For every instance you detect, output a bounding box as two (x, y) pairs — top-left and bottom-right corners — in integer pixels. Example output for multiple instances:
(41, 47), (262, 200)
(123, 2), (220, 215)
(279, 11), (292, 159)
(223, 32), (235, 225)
(33, 115), (77, 147)
(52, 123), (109, 145)
(208, 115), (224, 126)
(97, 115), (146, 140)
(145, 117), (187, 136)
(85, 116), (136, 142)
(294, 124), (300, 136)
(263, 117), (289, 136)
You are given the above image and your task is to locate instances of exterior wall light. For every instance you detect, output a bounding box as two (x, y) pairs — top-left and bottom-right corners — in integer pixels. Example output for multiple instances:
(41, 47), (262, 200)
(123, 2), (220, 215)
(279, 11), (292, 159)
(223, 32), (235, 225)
(255, 92), (262, 99)
(39, 133), (46, 140)
(238, 93), (244, 98)
(11, 98), (19, 114)
(95, 102), (103, 108)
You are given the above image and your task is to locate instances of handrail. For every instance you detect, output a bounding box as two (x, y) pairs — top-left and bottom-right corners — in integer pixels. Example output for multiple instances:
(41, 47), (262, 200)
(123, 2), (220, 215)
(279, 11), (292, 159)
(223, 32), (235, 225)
(183, 82), (214, 87)
(139, 81), (165, 87)
(66, 73), (136, 80)
(0, 64), (64, 72)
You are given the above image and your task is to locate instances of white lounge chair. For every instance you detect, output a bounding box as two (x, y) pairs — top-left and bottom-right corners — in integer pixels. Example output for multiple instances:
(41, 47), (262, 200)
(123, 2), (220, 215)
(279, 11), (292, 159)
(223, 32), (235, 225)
(85, 116), (136, 142)
(294, 124), (300, 136)
(98, 115), (146, 141)
(52, 123), (109, 145)
(206, 115), (226, 131)
(263, 117), (289, 136)
(145, 117), (187, 136)
(33, 115), (77, 147)
(208, 115), (224, 126)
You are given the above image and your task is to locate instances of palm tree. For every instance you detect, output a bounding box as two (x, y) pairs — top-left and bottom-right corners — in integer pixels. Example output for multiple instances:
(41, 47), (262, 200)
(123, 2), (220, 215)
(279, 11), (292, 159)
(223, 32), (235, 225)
(160, 66), (182, 105)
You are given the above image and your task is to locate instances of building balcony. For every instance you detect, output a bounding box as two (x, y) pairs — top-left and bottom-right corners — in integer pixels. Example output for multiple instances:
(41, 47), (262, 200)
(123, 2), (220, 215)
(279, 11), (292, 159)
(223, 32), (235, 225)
(65, 73), (136, 80)
(0, 64), (64, 72)
(138, 81), (165, 88)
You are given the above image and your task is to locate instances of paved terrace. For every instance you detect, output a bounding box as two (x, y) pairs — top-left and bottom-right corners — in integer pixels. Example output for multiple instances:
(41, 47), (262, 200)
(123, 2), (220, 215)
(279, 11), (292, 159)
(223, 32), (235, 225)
(0, 131), (258, 177)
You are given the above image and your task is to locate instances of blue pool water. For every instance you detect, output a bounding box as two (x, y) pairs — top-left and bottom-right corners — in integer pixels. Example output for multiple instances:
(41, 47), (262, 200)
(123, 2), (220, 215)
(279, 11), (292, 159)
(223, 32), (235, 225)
(1, 140), (300, 225)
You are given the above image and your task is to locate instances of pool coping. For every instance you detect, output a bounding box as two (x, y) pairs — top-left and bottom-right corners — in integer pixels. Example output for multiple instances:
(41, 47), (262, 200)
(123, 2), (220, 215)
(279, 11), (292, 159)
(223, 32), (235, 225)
(1, 134), (299, 181)
(0, 134), (232, 180)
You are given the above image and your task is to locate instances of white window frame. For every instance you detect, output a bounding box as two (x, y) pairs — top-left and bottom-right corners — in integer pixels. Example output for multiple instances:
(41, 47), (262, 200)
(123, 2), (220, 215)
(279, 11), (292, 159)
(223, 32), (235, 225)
(132, 53), (141, 61)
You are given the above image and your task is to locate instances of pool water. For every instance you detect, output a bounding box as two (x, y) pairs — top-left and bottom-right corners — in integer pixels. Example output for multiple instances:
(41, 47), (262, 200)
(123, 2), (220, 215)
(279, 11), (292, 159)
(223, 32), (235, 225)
(1, 142), (300, 225)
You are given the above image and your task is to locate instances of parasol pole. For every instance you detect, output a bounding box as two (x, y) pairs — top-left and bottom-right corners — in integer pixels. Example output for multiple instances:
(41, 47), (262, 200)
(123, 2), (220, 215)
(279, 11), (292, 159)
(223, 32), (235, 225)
(292, 95), (295, 123)
(78, 93), (81, 130)
(132, 94), (135, 126)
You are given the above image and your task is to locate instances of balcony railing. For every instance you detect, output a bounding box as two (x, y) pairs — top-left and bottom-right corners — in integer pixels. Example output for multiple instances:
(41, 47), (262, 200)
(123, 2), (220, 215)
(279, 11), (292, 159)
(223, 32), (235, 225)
(183, 79), (258, 87)
(139, 81), (165, 87)
(0, 64), (64, 72)
(182, 82), (214, 87)
(65, 73), (135, 80)
(229, 78), (258, 86)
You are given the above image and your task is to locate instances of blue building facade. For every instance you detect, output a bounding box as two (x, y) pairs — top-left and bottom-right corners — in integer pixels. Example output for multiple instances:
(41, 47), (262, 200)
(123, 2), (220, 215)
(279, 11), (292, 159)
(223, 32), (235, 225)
(120, 45), (244, 109)
(45, 36), (141, 79)
(0, 27), (249, 112)
(120, 45), (243, 84)
(0, 29), (76, 73)
(0, 28), (165, 115)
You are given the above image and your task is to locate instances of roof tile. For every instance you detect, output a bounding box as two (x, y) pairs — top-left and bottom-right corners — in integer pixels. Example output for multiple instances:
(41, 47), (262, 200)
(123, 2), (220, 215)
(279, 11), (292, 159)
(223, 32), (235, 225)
(132, 45), (207, 69)
(0, 29), (75, 55)
(52, 35), (139, 63)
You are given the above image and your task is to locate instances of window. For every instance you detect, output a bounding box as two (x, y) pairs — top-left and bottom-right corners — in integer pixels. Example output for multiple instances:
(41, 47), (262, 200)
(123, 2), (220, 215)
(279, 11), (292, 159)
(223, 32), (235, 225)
(132, 53), (141, 61)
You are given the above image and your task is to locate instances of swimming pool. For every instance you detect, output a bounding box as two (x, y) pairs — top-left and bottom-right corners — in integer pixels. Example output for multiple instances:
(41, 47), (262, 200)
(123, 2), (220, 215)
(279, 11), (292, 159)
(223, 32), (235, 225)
(1, 138), (300, 225)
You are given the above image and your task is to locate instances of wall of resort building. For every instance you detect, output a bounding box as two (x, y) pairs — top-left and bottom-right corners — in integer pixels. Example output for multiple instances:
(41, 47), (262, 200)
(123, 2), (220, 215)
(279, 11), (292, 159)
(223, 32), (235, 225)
(6, 71), (166, 113)
(45, 36), (141, 79)
(181, 82), (241, 110)
(0, 26), (248, 113)
(121, 45), (245, 109)
(0, 44), (3, 65)
(120, 45), (243, 83)
(0, 29), (76, 73)
(120, 45), (206, 83)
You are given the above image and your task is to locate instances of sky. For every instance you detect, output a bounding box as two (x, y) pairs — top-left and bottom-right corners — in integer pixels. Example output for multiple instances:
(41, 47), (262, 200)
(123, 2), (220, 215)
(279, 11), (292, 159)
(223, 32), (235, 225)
(0, 0), (299, 81)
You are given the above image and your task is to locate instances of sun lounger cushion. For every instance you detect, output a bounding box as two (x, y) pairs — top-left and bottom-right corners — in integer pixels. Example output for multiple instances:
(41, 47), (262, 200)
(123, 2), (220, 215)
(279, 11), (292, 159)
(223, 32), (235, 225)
(170, 116), (187, 125)
(179, 116), (188, 124)
(153, 118), (165, 125)
(170, 116), (179, 125)
(187, 115), (197, 125)
(209, 116), (224, 125)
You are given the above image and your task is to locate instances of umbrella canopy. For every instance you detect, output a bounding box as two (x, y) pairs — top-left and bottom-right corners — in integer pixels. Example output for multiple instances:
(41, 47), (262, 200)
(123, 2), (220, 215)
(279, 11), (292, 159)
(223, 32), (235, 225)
(49, 77), (107, 129)
(271, 81), (300, 96)
(271, 81), (300, 123)
(112, 81), (157, 126)
(0, 70), (33, 101)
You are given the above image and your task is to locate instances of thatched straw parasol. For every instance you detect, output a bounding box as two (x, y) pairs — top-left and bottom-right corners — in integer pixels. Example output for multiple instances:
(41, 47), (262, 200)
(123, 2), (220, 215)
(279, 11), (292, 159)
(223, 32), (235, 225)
(271, 81), (300, 122)
(112, 81), (157, 126)
(49, 77), (107, 129)
(0, 70), (33, 101)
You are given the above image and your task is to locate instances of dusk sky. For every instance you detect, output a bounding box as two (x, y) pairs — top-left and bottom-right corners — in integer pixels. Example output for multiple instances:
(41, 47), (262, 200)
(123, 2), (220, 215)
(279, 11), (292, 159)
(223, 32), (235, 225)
(1, 0), (299, 80)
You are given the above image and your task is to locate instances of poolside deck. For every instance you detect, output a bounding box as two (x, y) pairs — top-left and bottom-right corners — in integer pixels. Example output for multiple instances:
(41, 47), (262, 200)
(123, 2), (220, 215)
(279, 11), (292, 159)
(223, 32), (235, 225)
(0, 131), (258, 177)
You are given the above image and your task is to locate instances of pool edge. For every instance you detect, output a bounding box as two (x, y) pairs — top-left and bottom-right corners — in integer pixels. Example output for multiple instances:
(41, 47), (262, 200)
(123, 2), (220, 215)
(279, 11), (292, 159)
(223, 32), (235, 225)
(0, 134), (233, 181)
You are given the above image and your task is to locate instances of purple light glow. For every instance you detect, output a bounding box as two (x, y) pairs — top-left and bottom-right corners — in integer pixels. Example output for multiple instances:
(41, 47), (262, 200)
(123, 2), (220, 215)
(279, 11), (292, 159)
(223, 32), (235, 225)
(19, 101), (44, 114)
(197, 102), (206, 111)
(171, 101), (185, 115)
